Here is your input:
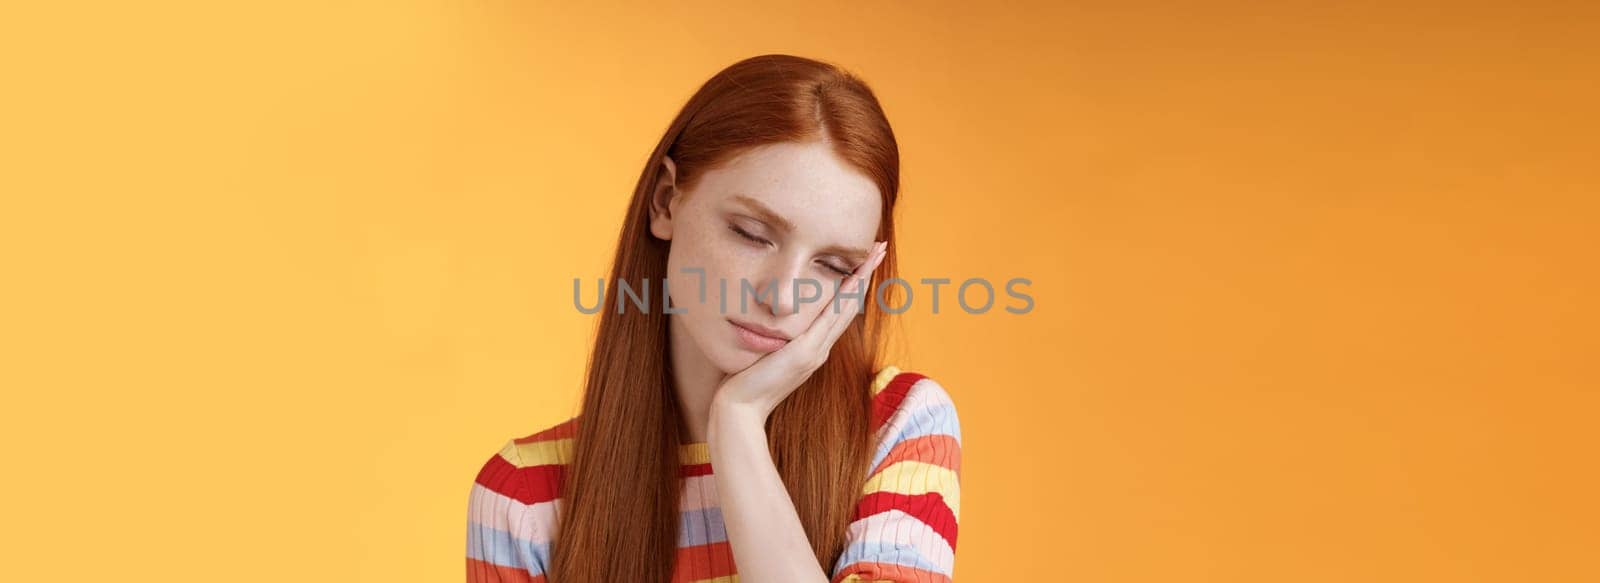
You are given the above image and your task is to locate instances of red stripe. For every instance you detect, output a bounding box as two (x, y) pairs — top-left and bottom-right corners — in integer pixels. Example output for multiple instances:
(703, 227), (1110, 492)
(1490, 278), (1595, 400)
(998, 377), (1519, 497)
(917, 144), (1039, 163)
(680, 463), (714, 477)
(467, 557), (544, 583)
(854, 491), (958, 549)
(474, 454), (566, 506)
(871, 372), (927, 431)
(670, 541), (738, 582)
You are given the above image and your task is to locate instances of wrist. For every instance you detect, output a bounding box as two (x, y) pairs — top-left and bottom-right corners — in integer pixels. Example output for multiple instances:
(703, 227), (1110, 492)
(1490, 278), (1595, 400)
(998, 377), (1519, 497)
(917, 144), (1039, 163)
(708, 394), (769, 431)
(713, 392), (768, 422)
(710, 380), (777, 420)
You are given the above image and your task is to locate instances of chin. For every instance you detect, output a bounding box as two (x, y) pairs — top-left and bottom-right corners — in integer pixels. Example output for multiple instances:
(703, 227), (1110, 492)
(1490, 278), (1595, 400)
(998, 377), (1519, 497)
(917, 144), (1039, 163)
(679, 316), (764, 374)
(716, 350), (758, 374)
(706, 343), (760, 373)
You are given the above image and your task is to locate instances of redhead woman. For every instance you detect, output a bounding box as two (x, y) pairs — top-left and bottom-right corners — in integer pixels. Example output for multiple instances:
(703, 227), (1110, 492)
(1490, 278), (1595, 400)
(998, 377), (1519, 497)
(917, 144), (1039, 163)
(465, 54), (962, 583)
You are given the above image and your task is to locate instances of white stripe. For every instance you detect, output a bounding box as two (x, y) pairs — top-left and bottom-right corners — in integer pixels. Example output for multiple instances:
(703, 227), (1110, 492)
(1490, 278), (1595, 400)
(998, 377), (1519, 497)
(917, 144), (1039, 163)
(467, 483), (562, 545)
(843, 508), (956, 572)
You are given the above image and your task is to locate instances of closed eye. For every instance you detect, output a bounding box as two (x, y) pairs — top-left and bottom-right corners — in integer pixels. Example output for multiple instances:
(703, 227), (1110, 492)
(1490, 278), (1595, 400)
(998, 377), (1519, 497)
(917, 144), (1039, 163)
(731, 223), (855, 277)
(728, 223), (771, 246)
(819, 260), (853, 277)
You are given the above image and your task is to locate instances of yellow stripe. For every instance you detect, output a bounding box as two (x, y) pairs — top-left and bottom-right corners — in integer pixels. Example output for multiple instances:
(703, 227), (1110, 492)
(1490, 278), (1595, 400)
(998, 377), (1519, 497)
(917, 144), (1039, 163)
(836, 577), (896, 583)
(505, 437), (712, 467)
(687, 576), (738, 583)
(500, 365), (906, 469)
(503, 437), (573, 467)
(860, 460), (961, 519)
(679, 442), (712, 465)
(871, 365), (902, 396)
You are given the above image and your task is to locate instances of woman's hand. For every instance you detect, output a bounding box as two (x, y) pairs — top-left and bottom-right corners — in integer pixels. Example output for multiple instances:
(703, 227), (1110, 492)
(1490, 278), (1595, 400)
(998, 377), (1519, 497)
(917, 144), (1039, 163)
(712, 240), (888, 418)
(704, 240), (885, 583)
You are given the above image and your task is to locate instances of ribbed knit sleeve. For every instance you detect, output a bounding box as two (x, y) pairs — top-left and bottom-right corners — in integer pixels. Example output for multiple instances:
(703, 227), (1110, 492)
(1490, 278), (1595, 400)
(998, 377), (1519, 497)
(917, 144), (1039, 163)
(466, 434), (569, 583)
(831, 370), (963, 583)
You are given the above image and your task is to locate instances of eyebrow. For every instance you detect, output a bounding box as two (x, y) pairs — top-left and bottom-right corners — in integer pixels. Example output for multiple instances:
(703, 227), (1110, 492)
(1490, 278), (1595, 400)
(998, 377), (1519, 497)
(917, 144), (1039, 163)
(730, 194), (873, 263)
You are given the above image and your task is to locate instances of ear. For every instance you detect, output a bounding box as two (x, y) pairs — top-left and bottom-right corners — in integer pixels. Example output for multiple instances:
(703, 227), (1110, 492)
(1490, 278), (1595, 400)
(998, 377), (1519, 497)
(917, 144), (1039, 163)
(648, 155), (680, 241)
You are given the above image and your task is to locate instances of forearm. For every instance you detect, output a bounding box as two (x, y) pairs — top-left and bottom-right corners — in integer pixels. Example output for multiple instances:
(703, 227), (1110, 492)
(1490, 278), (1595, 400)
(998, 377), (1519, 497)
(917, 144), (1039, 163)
(706, 399), (831, 583)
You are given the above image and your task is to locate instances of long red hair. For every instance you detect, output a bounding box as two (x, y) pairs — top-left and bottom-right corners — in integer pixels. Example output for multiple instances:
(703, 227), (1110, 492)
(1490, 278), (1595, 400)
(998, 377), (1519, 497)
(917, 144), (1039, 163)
(549, 54), (901, 582)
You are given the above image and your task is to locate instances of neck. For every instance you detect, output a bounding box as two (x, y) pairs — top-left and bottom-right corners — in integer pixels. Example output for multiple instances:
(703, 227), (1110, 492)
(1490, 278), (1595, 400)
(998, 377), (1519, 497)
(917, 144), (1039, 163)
(667, 314), (725, 444)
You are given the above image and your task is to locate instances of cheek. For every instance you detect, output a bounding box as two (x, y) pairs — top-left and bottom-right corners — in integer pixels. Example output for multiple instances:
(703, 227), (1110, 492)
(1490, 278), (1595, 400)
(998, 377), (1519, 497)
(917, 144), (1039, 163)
(792, 284), (836, 321)
(664, 225), (748, 315)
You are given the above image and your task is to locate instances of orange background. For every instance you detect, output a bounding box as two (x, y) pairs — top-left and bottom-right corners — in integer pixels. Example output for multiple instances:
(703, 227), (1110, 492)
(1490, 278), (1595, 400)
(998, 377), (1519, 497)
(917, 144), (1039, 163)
(2, 1), (1596, 581)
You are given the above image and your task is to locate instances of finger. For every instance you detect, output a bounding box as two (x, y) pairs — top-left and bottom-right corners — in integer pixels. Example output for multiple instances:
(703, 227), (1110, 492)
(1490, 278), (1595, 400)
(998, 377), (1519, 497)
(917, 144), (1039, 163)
(822, 243), (887, 343)
(803, 272), (864, 350)
(804, 242), (886, 351)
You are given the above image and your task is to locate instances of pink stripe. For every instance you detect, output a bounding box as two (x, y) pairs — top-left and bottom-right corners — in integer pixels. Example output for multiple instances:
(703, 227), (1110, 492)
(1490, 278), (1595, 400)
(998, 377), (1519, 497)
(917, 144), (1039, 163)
(872, 378), (956, 445)
(679, 474), (719, 511)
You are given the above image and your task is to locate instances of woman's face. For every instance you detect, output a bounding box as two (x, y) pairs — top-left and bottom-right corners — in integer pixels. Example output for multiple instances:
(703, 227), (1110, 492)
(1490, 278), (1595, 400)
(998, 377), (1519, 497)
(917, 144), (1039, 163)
(649, 140), (883, 374)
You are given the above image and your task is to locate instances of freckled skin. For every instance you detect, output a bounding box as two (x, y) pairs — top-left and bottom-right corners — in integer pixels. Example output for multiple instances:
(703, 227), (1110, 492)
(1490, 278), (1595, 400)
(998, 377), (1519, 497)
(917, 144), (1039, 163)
(652, 140), (882, 375)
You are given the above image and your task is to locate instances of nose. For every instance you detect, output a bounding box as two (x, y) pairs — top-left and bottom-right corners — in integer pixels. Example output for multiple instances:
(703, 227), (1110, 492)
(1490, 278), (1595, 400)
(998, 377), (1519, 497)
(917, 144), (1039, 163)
(751, 256), (813, 318)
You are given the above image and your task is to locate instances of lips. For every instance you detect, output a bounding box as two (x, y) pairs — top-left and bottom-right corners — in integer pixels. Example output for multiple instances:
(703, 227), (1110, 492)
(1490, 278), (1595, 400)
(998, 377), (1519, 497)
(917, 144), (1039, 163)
(729, 319), (790, 353)
(730, 319), (790, 340)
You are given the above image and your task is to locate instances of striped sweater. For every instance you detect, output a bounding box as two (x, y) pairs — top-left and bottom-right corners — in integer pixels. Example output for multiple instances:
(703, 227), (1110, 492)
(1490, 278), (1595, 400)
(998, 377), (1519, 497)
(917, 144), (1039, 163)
(466, 365), (962, 582)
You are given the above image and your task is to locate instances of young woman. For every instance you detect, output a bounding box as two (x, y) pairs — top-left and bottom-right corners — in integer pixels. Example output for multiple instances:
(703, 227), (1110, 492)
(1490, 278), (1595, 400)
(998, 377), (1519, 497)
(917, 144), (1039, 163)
(466, 54), (962, 583)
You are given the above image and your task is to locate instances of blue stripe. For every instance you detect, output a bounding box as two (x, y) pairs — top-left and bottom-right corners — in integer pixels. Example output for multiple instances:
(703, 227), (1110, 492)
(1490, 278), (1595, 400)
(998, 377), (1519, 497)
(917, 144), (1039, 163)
(679, 506), (729, 546)
(466, 521), (548, 575)
(831, 539), (947, 575)
(465, 507), (728, 572)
